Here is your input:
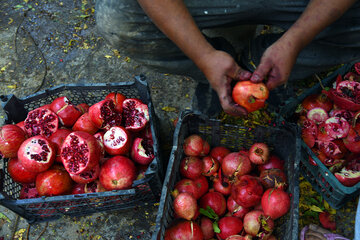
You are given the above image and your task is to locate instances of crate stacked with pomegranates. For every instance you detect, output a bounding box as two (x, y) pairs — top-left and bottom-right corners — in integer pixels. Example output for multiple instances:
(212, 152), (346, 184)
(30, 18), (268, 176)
(153, 111), (300, 240)
(294, 62), (360, 209)
(0, 77), (162, 223)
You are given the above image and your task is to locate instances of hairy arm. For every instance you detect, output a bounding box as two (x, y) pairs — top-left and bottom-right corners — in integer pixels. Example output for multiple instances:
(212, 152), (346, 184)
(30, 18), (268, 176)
(251, 0), (358, 89)
(137, 0), (252, 116)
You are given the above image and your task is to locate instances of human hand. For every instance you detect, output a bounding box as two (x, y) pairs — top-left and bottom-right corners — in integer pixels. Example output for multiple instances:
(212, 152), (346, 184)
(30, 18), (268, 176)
(199, 50), (252, 116)
(250, 37), (299, 90)
(300, 224), (350, 240)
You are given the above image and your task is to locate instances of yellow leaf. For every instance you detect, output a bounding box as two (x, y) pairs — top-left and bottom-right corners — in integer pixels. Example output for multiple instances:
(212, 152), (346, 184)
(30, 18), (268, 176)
(309, 205), (323, 213)
(329, 208), (336, 215)
(1, 66), (6, 72)
(161, 106), (176, 112)
(104, 55), (112, 59)
(14, 228), (26, 239)
(7, 84), (17, 89)
(8, 18), (13, 24)
(124, 56), (131, 62)
(83, 23), (88, 30)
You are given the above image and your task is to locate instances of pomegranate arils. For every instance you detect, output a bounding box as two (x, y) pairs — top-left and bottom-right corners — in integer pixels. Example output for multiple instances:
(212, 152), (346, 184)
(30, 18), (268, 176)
(89, 99), (122, 130)
(122, 98), (149, 132)
(24, 108), (59, 138)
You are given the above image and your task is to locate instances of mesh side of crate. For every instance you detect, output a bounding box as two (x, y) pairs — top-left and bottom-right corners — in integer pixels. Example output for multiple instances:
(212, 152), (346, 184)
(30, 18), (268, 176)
(153, 111), (300, 240)
(0, 76), (164, 223)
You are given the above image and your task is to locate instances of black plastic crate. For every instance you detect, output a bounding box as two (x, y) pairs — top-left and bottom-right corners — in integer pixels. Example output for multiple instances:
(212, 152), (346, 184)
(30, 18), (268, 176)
(277, 62), (360, 209)
(0, 76), (164, 223)
(153, 111), (300, 240)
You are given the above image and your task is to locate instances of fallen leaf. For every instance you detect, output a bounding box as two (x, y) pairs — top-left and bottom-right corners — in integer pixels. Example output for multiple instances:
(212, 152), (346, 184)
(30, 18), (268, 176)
(161, 106), (176, 112)
(8, 18), (13, 24)
(7, 84), (17, 89)
(309, 205), (323, 213)
(104, 55), (112, 59)
(14, 228), (26, 239)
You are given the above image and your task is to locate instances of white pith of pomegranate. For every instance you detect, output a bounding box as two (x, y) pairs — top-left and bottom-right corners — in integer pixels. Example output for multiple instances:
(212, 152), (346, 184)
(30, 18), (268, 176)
(88, 99), (122, 130)
(69, 164), (100, 184)
(50, 96), (82, 127)
(324, 117), (350, 139)
(0, 124), (27, 159)
(306, 107), (329, 124)
(103, 126), (131, 156)
(60, 131), (101, 175)
(122, 98), (149, 132)
(130, 137), (154, 165)
(24, 108), (59, 138)
(17, 136), (56, 173)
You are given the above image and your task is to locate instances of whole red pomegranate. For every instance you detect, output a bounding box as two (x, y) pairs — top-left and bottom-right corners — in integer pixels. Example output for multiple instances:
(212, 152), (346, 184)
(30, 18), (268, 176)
(217, 216), (243, 240)
(179, 156), (204, 179)
(50, 96), (82, 127)
(182, 134), (210, 157)
(18, 135), (56, 173)
(48, 128), (72, 163)
(60, 131), (101, 175)
(172, 178), (199, 199)
(249, 142), (270, 165)
(227, 196), (250, 219)
(99, 155), (137, 190)
(221, 152), (252, 179)
(72, 113), (99, 135)
(199, 191), (227, 217)
(243, 210), (275, 238)
(259, 168), (287, 190)
(0, 124), (27, 159)
(200, 217), (214, 240)
(36, 168), (74, 196)
(164, 220), (203, 240)
(193, 176), (209, 199)
(103, 126), (131, 156)
(88, 99), (122, 130)
(257, 155), (284, 172)
(202, 156), (220, 176)
(261, 188), (290, 219)
(210, 146), (231, 163)
(173, 192), (198, 220)
(7, 158), (38, 184)
(24, 107), (59, 138)
(231, 175), (263, 208)
(71, 183), (86, 194)
(122, 98), (150, 132)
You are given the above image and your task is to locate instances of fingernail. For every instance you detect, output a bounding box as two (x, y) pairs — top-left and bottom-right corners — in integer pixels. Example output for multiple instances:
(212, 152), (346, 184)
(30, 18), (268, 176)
(251, 74), (260, 81)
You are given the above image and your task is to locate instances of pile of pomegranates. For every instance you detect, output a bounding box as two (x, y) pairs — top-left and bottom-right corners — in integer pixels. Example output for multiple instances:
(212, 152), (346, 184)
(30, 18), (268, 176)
(164, 134), (291, 240)
(0, 92), (156, 198)
(298, 62), (360, 187)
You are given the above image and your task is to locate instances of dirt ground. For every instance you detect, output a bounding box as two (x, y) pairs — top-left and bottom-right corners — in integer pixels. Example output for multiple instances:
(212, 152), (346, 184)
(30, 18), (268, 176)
(0, 0), (358, 239)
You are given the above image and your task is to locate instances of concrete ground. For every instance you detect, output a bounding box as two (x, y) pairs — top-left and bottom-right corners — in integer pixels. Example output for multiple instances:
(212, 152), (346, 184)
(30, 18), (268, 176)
(0, 0), (357, 239)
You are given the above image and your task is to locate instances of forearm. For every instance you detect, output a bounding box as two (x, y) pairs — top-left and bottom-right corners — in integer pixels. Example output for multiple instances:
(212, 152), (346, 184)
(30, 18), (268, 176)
(281, 0), (358, 54)
(137, 0), (214, 71)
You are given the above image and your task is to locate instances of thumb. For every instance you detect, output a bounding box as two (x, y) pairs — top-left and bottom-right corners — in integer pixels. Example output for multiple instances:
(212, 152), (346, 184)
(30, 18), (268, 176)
(250, 60), (272, 83)
(232, 66), (252, 81)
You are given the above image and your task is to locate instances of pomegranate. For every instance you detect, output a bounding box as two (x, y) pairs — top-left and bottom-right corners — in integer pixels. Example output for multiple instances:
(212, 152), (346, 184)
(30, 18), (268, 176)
(103, 126), (131, 156)
(16, 121), (27, 134)
(72, 113), (99, 135)
(36, 168), (74, 196)
(18, 136), (56, 173)
(210, 146), (231, 163)
(213, 171), (232, 196)
(301, 93), (333, 112)
(179, 156), (204, 179)
(71, 183), (86, 194)
(324, 117), (350, 139)
(140, 124), (153, 140)
(227, 196), (250, 219)
(60, 131), (101, 175)
(182, 134), (210, 157)
(261, 188), (290, 219)
(88, 99), (122, 130)
(173, 178), (199, 199)
(99, 155), (136, 190)
(173, 192), (198, 220)
(259, 168), (287, 190)
(48, 128), (72, 163)
(130, 137), (155, 165)
(164, 220), (203, 240)
(76, 103), (90, 114)
(122, 98), (150, 132)
(0, 124), (27, 159)
(231, 175), (263, 208)
(306, 107), (329, 124)
(94, 131), (106, 157)
(24, 107), (59, 138)
(217, 216), (243, 240)
(200, 217), (215, 240)
(7, 158), (38, 184)
(249, 142), (270, 165)
(221, 152), (252, 180)
(193, 176), (209, 199)
(199, 191), (227, 217)
(202, 156), (220, 176)
(343, 123), (360, 153)
(84, 179), (106, 193)
(257, 155), (284, 172)
(19, 183), (40, 199)
(105, 92), (126, 113)
(302, 128), (316, 148)
(50, 96), (82, 127)
(319, 211), (336, 230)
(225, 236), (251, 240)
(318, 139), (347, 159)
(334, 167), (360, 187)
(329, 109), (354, 122)
(317, 122), (335, 142)
(243, 210), (275, 238)
(69, 164), (100, 184)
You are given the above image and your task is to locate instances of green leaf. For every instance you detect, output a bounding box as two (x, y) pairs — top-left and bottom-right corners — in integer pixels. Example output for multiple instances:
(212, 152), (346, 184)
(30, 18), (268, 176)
(0, 213), (10, 223)
(14, 5), (24, 9)
(213, 221), (220, 233)
(199, 206), (218, 221)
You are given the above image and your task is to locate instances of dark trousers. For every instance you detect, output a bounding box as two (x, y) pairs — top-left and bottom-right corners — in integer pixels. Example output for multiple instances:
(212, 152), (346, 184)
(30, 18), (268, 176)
(95, 0), (360, 82)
